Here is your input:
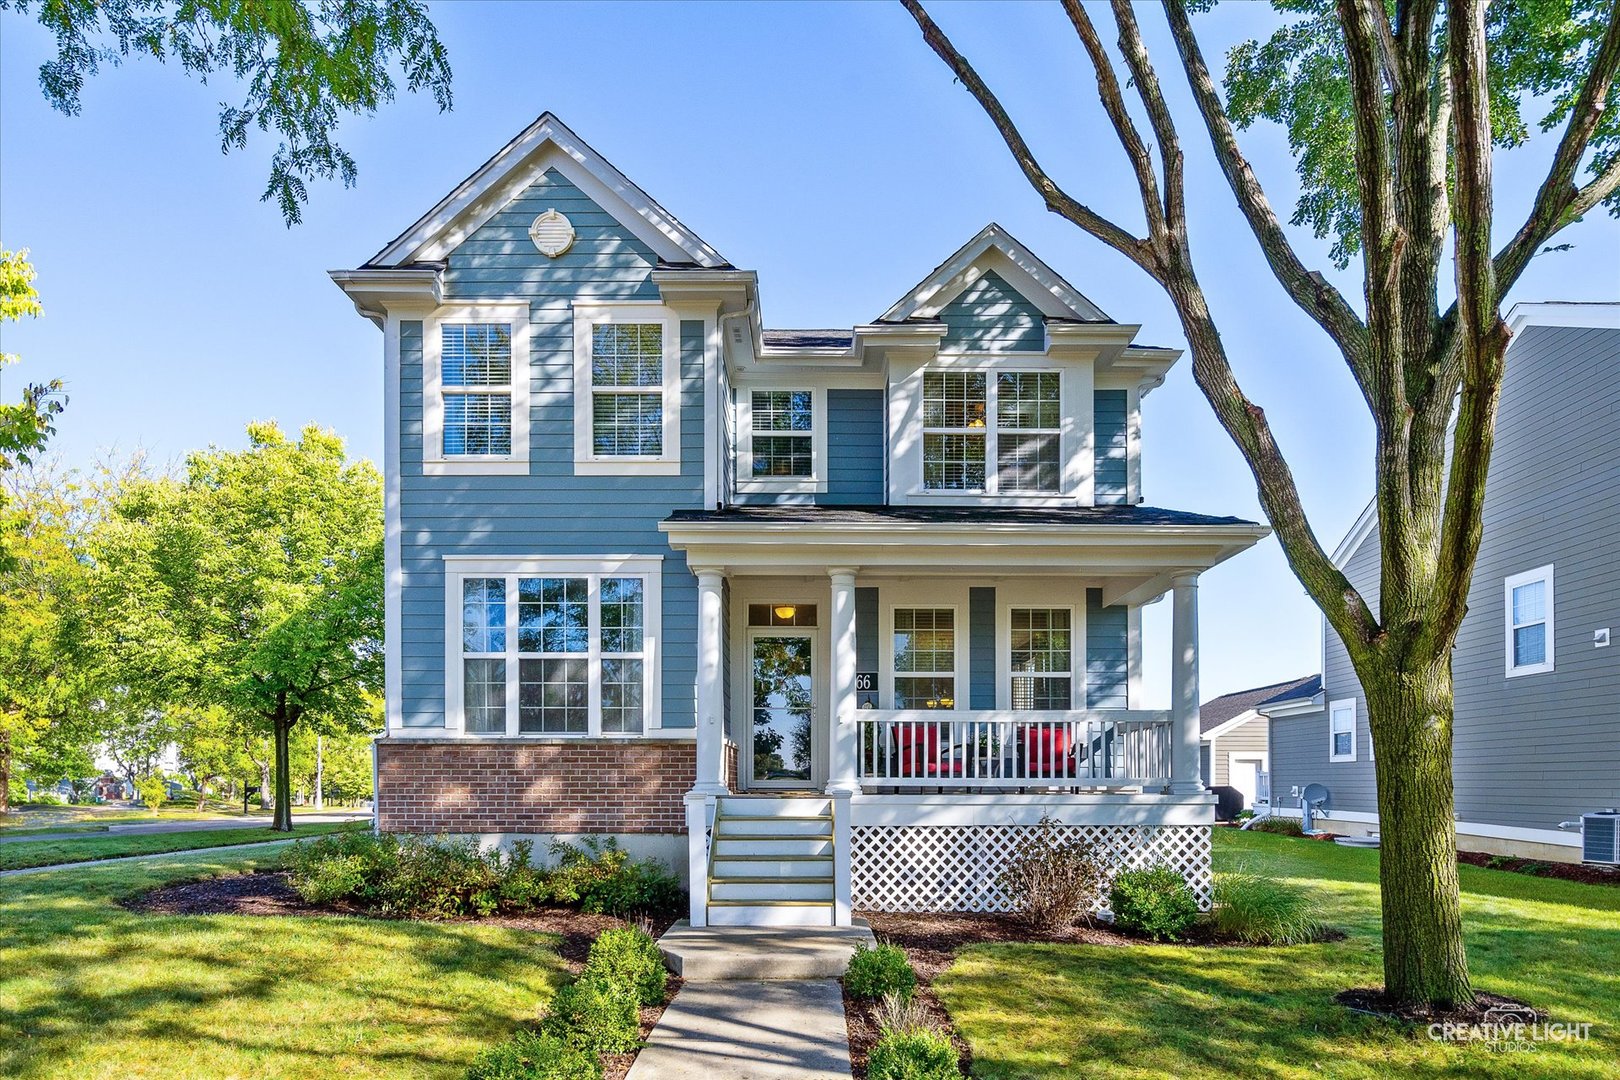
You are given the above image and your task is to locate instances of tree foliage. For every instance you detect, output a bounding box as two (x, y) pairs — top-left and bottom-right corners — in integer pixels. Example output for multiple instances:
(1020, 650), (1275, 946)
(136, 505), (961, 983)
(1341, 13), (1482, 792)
(0, 249), (64, 483)
(3, 0), (453, 225)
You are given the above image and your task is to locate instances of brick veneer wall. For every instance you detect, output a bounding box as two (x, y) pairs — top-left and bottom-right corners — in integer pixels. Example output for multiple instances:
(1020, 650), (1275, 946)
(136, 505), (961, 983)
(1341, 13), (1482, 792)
(376, 738), (696, 834)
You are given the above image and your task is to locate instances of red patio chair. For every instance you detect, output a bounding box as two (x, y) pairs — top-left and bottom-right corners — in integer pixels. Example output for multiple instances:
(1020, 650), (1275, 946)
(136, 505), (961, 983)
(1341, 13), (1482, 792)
(1019, 723), (1074, 779)
(892, 722), (965, 778)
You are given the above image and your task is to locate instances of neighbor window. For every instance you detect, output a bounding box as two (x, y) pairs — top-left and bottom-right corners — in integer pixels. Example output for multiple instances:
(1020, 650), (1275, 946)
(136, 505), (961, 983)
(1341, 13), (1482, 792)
(573, 308), (679, 474)
(1010, 608), (1072, 709)
(893, 608), (956, 709)
(448, 558), (661, 736)
(425, 304), (530, 474)
(922, 369), (1062, 493)
(750, 390), (814, 478)
(1329, 699), (1356, 762)
(1505, 565), (1555, 677)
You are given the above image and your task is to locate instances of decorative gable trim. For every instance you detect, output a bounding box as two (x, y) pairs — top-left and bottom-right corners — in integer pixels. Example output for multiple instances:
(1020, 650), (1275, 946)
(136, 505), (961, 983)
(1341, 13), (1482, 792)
(879, 223), (1112, 326)
(367, 112), (727, 270)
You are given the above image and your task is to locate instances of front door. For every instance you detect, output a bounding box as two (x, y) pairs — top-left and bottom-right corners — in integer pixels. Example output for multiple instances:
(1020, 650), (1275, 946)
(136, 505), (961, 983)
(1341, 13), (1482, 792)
(1229, 755), (1265, 810)
(748, 630), (816, 787)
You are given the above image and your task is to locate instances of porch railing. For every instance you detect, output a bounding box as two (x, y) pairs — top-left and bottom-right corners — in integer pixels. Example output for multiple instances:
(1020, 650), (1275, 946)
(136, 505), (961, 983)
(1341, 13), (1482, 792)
(856, 709), (1174, 790)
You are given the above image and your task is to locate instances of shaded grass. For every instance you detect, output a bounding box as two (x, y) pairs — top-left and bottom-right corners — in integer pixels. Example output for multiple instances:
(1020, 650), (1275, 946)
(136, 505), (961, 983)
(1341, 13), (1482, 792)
(935, 830), (1620, 1079)
(0, 821), (366, 870)
(0, 847), (570, 1079)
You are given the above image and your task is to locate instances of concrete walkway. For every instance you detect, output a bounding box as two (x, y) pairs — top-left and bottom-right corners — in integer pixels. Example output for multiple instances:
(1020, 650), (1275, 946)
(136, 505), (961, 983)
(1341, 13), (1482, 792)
(625, 979), (852, 1080)
(0, 838), (299, 878)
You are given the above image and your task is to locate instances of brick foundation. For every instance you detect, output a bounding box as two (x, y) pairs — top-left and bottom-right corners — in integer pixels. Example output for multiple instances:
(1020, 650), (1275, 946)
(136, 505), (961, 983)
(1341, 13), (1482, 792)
(376, 738), (697, 834)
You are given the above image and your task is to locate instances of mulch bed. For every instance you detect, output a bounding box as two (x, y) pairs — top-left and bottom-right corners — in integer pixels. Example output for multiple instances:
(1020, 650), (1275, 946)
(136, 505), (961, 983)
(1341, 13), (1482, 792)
(1337, 987), (1544, 1025)
(1457, 850), (1620, 887)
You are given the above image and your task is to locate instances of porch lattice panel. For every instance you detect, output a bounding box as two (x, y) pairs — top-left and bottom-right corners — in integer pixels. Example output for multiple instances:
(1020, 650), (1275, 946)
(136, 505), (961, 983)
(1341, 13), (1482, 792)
(850, 824), (1212, 913)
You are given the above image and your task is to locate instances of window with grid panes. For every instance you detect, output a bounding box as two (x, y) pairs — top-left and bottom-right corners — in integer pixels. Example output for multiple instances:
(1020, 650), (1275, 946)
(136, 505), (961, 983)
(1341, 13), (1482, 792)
(591, 324), (664, 456)
(750, 390), (813, 477)
(893, 608), (956, 708)
(441, 323), (513, 456)
(1009, 608), (1072, 709)
(922, 371), (987, 490)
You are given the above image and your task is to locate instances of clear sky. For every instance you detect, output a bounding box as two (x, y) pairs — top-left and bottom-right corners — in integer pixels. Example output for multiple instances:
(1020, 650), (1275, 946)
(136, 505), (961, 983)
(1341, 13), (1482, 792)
(3, 1), (1616, 704)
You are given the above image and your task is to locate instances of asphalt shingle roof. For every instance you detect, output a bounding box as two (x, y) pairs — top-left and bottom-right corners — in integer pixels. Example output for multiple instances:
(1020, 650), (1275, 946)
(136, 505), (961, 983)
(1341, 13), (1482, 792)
(1200, 674), (1322, 734)
(760, 329), (856, 350)
(666, 505), (1259, 528)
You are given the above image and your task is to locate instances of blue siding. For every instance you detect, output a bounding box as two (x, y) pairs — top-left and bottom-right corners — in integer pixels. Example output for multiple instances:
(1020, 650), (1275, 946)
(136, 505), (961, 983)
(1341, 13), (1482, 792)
(969, 587), (997, 709)
(397, 170), (706, 729)
(823, 389), (885, 504)
(1094, 390), (1128, 504)
(938, 271), (1045, 352)
(1085, 588), (1128, 708)
(856, 587), (880, 708)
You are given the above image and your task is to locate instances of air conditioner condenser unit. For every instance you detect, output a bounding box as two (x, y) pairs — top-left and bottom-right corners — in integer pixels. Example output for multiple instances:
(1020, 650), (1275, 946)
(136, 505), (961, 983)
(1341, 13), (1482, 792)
(1581, 810), (1620, 866)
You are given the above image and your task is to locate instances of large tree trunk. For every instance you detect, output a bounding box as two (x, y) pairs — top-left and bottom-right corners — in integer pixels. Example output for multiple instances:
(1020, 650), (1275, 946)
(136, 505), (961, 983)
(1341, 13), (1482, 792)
(1361, 654), (1472, 1008)
(272, 714), (294, 832)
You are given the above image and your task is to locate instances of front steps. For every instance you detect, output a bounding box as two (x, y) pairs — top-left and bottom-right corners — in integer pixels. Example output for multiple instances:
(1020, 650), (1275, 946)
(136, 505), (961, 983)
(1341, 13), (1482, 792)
(706, 796), (837, 926)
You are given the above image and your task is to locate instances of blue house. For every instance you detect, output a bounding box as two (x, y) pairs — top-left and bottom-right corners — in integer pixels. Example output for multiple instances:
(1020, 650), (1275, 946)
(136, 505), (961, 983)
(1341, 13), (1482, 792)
(332, 114), (1267, 926)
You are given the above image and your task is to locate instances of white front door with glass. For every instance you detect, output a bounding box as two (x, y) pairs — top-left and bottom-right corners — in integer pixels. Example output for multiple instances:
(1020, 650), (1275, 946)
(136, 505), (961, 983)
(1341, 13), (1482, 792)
(748, 628), (816, 787)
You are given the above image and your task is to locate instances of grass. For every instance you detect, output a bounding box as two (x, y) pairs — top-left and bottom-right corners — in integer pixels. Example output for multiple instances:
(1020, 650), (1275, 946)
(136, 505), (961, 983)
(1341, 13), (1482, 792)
(2, 803), (355, 831)
(0, 821), (367, 871)
(935, 830), (1620, 1079)
(0, 847), (570, 1079)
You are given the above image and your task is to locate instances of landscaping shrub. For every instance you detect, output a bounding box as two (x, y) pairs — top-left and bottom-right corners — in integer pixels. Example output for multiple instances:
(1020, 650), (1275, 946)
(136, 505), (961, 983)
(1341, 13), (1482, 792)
(1211, 871), (1323, 944)
(1109, 866), (1199, 942)
(464, 1030), (602, 1080)
(583, 926), (667, 1006)
(546, 838), (681, 916)
(283, 831), (546, 918)
(540, 974), (640, 1055)
(995, 815), (1104, 931)
(845, 942), (918, 1002)
(1246, 815), (1305, 837)
(867, 1027), (960, 1080)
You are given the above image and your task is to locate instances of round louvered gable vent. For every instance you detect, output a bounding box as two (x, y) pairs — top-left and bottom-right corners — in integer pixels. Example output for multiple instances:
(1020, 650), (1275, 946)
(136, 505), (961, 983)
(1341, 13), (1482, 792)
(528, 209), (576, 257)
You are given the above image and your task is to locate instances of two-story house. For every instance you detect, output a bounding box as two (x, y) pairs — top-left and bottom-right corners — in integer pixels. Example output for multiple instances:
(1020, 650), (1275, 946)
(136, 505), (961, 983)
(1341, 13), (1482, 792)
(1269, 303), (1620, 863)
(332, 114), (1268, 926)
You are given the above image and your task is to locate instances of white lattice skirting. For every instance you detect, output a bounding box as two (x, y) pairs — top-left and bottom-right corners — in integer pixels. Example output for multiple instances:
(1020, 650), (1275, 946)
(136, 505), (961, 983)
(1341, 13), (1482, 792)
(850, 823), (1213, 912)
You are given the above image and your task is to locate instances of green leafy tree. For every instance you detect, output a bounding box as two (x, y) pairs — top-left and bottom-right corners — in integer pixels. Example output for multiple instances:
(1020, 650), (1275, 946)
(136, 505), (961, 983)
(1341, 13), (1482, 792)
(901, 0), (1619, 1009)
(132, 772), (167, 814)
(0, 250), (66, 564)
(2, 0), (453, 225)
(95, 423), (383, 830)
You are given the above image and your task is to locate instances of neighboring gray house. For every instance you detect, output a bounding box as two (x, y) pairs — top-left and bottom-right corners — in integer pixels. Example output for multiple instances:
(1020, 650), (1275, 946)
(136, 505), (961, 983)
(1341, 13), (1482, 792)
(1270, 303), (1620, 862)
(1199, 675), (1321, 811)
(330, 113), (1270, 926)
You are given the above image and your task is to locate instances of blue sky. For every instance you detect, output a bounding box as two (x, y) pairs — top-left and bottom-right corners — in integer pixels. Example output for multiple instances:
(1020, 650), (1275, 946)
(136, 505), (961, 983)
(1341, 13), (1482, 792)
(3, 1), (1616, 703)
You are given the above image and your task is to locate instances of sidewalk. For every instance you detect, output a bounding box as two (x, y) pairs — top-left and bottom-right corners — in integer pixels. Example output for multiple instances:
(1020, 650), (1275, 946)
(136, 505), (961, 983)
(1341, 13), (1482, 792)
(625, 979), (852, 1080)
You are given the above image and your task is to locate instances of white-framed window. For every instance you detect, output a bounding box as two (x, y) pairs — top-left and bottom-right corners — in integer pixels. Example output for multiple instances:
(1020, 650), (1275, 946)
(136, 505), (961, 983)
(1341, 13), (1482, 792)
(573, 304), (681, 475)
(892, 608), (957, 709)
(921, 369), (1062, 493)
(1504, 564), (1555, 677)
(444, 556), (662, 736)
(1328, 698), (1357, 762)
(737, 387), (827, 493)
(423, 303), (531, 475)
(1009, 607), (1074, 709)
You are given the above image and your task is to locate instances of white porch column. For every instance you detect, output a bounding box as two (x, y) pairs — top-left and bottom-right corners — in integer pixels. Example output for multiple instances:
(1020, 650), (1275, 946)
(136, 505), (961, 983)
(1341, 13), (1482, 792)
(826, 567), (861, 795)
(692, 568), (728, 796)
(1169, 572), (1204, 794)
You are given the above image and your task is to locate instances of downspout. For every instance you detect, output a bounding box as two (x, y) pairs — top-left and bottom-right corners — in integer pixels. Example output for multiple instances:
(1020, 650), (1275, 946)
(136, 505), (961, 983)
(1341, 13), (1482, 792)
(714, 301), (757, 510)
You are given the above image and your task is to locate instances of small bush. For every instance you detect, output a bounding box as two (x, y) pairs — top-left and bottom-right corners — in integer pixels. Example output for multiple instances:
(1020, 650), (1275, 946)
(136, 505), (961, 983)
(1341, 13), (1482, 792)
(547, 838), (681, 916)
(540, 975), (639, 1056)
(1211, 872), (1323, 944)
(996, 816), (1105, 931)
(1247, 816), (1305, 837)
(1109, 866), (1199, 942)
(867, 1027), (960, 1080)
(584, 926), (667, 1006)
(464, 1030), (602, 1080)
(845, 942), (917, 1002)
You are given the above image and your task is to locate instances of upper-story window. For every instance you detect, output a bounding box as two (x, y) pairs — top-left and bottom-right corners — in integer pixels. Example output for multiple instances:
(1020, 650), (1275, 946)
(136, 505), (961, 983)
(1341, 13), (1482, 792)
(573, 305), (681, 475)
(1328, 698), (1357, 761)
(422, 303), (530, 476)
(736, 386), (826, 494)
(921, 370), (1060, 493)
(1504, 565), (1554, 677)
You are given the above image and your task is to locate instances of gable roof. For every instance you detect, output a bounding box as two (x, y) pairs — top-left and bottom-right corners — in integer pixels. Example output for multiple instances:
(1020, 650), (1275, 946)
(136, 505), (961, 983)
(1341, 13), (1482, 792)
(1201, 675), (1322, 735)
(365, 112), (728, 270)
(878, 223), (1112, 325)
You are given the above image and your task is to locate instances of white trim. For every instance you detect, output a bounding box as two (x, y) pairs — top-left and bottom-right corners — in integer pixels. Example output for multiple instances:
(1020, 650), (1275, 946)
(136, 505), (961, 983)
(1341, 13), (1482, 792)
(848, 791), (1214, 828)
(422, 302), (532, 475)
(572, 303), (682, 474)
(880, 223), (1112, 324)
(1332, 498), (1378, 569)
(1504, 563), (1556, 677)
(1199, 707), (1264, 743)
(1267, 806), (1584, 849)
(382, 312), (409, 730)
(1328, 698), (1357, 762)
(735, 385), (828, 495)
(1505, 301), (1620, 333)
(442, 555), (664, 738)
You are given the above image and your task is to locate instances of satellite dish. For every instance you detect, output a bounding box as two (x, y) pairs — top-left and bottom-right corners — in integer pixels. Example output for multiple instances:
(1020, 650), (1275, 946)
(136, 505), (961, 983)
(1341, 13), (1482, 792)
(1302, 783), (1330, 809)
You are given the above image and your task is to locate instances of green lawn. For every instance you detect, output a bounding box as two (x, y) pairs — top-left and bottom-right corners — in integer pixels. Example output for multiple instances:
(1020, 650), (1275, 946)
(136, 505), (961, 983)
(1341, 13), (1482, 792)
(2, 804), (351, 833)
(0, 848), (568, 1079)
(936, 830), (1620, 1079)
(0, 821), (366, 870)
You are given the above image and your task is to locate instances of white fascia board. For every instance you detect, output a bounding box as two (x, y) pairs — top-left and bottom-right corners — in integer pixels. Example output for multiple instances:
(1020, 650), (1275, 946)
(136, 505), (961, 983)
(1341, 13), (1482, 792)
(1199, 708), (1265, 742)
(328, 269), (443, 326)
(1331, 497), (1378, 569)
(368, 113), (727, 269)
(879, 223), (1112, 324)
(1505, 301), (1620, 332)
(1259, 693), (1326, 719)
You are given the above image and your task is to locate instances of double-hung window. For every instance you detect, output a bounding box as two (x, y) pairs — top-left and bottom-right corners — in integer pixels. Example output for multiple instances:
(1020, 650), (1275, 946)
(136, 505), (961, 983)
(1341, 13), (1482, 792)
(921, 369), (1062, 494)
(893, 608), (957, 709)
(1328, 699), (1357, 761)
(738, 388), (825, 492)
(573, 306), (680, 474)
(447, 557), (661, 736)
(1009, 608), (1073, 709)
(1504, 565), (1555, 677)
(424, 304), (530, 475)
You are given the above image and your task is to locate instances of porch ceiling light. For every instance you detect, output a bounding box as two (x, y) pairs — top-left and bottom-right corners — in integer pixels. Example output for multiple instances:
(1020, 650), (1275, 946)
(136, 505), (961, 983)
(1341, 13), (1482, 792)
(773, 604), (797, 621)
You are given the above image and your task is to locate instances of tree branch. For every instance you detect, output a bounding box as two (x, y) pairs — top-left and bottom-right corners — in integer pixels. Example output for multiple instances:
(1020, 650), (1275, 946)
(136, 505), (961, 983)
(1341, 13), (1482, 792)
(899, 0), (1152, 268)
(1161, 2), (1371, 371)
(1108, 0), (1186, 234)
